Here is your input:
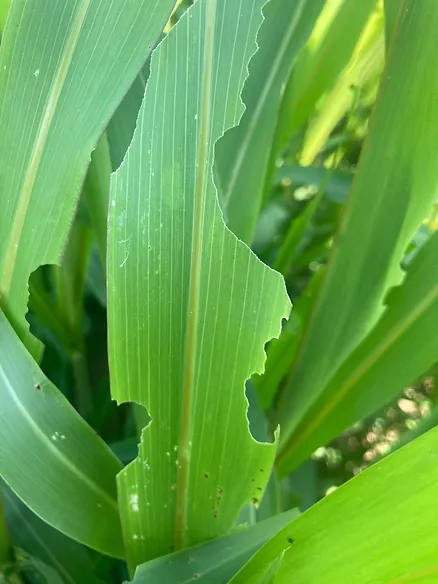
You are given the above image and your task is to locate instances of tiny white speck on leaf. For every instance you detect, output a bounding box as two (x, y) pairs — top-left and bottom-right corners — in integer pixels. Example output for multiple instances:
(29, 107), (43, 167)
(111, 200), (116, 207)
(130, 494), (139, 512)
(34, 69), (40, 78)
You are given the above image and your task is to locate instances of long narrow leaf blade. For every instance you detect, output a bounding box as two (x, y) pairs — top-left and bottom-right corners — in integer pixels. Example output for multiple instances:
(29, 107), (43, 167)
(2, 484), (103, 584)
(276, 0), (438, 472)
(128, 510), (297, 584)
(108, 0), (290, 568)
(279, 230), (438, 469)
(231, 427), (438, 583)
(0, 312), (123, 558)
(0, 0), (176, 356)
(215, 0), (324, 244)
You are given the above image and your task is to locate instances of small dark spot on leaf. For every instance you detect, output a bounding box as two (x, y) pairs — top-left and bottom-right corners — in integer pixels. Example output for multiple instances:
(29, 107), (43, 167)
(34, 383), (41, 391)
(252, 497), (259, 505)
(287, 537), (294, 544)
(216, 497), (221, 502)
(213, 510), (218, 518)
(204, 473), (209, 479)
(251, 478), (255, 482)
(193, 575), (200, 580)
(260, 469), (264, 472)
(170, 545), (175, 552)
(257, 487), (262, 491)
(217, 487), (223, 493)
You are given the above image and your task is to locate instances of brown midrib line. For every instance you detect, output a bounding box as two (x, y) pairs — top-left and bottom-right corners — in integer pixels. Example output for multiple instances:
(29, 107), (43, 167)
(174, 0), (217, 550)
(277, 281), (438, 467)
(0, 0), (92, 304)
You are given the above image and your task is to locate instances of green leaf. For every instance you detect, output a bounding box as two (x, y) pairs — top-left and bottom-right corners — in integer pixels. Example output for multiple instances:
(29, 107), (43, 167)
(279, 231), (438, 468)
(275, 0), (438, 473)
(300, 6), (384, 165)
(0, 0), (9, 35)
(128, 510), (297, 584)
(0, 312), (123, 558)
(255, 271), (323, 411)
(0, 489), (12, 569)
(2, 484), (104, 584)
(275, 165), (353, 205)
(230, 426), (438, 583)
(279, 0), (376, 148)
(215, 0), (324, 244)
(108, 0), (291, 569)
(384, 0), (401, 50)
(83, 135), (113, 270)
(0, 0), (176, 357)
(106, 66), (149, 172)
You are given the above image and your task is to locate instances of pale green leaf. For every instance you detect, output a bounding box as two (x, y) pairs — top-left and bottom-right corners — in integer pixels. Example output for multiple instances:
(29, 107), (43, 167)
(300, 6), (384, 165)
(108, 0), (290, 569)
(276, 0), (438, 473)
(0, 312), (123, 558)
(0, 0), (176, 357)
(215, 0), (324, 244)
(0, 0), (9, 35)
(231, 426), (438, 583)
(128, 510), (297, 584)
(279, 0), (376, 150)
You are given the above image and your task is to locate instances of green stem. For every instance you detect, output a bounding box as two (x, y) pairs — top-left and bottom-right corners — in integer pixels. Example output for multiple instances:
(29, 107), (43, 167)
(0, 490), (11, 567)
(71, 350), (93, 421)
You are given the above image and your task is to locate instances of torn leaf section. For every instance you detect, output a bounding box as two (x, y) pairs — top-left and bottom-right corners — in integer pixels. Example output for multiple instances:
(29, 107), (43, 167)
(107, 0), (291, 569)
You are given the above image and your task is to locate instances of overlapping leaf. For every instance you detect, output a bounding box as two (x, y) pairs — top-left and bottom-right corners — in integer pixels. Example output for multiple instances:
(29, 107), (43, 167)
(128, 510), (297, 583)
(275, 0), (438, 473)
(215, 0), (324, 244)
(2, 484), (104, 584)
(0, 0), (176, 357)
(279, 230), (438, 468)
(0, 312), (123, 558)
(281, 0), (376, 144)
(108, 0), (290, 569)
(231, 426), (438, 583)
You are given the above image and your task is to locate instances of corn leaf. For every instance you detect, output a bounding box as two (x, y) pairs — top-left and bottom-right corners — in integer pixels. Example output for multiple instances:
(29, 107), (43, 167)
(0, 1), (9, 34)
(279, 230), (438, 468)
(300, 6), (384, 165)
(384, 0), (401, 49)
(0, 312), (123, 558)
(108, 0), (290, 569)
(231, 426), (438, 583)
(275, 0), (438, 473)
(106, 65), (149, 172)
(128, 510), (298, 584)
(83, 135), (113, 269)
(0, 0), (176, 357)
(280, 0), (376, 143)
(215, 0), (324, 244)
(2, 483), (104, 584)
